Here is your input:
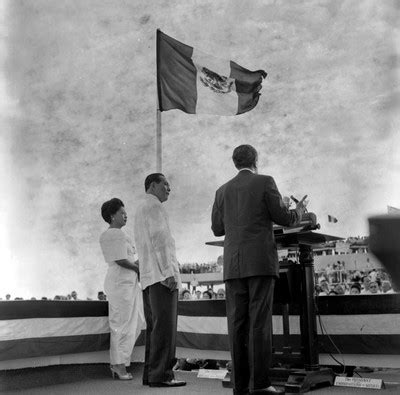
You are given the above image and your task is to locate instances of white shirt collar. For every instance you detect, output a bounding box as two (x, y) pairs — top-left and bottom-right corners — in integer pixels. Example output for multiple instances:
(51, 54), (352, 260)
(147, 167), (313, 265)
(239, 167), (255, 173)
(146, 193), (161, 202)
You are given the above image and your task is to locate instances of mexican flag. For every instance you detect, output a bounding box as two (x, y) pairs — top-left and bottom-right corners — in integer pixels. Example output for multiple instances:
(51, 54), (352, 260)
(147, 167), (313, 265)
(157, 30), (267, 115)
(328, 215), (338, 223)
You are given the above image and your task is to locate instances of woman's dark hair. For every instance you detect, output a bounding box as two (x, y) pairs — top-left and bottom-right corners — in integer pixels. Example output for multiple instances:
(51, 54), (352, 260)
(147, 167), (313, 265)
(350, 282), (362, 292)
(232, 144), (258, 169)
(202, 290), (213, 299)
(144, 173), (165, 191)
(101, 198), (124, 224)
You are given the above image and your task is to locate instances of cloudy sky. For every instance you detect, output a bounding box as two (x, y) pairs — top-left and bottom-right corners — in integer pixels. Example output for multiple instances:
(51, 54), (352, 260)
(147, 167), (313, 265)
(0, 0), (399, 299)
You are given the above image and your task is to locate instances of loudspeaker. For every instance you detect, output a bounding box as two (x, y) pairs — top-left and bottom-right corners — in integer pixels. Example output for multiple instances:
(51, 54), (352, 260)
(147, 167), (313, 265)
(369, 215), (400, 290)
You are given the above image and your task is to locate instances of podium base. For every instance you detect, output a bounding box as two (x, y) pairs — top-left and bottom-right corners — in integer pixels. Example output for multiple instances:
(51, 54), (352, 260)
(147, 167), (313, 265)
(222, 367), (335, 393)
(284, 367), (335, 393)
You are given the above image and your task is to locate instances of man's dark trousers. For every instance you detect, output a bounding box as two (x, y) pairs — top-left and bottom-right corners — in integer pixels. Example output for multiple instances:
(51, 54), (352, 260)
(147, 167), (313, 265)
(142, 282), (178, 384)
(225, 276), (275, 394)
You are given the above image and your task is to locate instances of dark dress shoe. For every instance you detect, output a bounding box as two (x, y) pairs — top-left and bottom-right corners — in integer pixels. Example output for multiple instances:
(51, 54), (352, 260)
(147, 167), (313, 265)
(149, 379), (186, 387)
(250, 387), (285, 394)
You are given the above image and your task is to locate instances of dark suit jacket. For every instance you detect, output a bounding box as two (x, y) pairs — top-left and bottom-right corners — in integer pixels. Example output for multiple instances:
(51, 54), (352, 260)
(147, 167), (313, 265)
(211, 170), (302, 280)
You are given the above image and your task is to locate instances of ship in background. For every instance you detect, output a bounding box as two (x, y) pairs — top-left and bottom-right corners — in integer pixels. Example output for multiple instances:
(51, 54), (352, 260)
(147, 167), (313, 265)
(281, 236), (382, 273)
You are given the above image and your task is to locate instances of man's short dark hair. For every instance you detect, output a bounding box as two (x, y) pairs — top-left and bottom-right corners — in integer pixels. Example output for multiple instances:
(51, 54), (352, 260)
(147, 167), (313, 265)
(232, 145), (258, 169)
(101, 198), (124, 224)
(144, 173), (165, 191)
(97, 291), (105, 300)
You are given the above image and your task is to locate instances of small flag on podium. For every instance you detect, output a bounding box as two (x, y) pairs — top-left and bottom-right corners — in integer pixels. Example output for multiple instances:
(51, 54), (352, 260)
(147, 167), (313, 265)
(328, 215), (338, 223)
(387, 205), (400, 214)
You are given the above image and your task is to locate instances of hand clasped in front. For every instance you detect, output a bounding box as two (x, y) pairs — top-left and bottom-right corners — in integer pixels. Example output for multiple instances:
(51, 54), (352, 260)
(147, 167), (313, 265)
(161, 276), (177, 292)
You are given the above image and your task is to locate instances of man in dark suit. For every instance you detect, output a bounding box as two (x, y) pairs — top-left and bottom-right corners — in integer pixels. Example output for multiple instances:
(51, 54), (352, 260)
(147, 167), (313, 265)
(211, 145), (307, 395)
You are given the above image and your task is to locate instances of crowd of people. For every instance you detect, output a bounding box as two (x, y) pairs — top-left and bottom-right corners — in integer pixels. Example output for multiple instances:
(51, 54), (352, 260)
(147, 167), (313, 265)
(1, 291), (107, 301)
(180, 261), (222, 274)
(179, 288), (226, 300)
(3, 266), (396, 302)
(315, 266), (396, 295)
(178, 266), (397, 300)
(4, 266), (396, 302)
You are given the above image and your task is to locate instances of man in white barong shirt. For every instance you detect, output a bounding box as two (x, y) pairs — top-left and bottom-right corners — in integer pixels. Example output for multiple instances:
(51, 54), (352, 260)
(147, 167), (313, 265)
(133, 173), (186, 388)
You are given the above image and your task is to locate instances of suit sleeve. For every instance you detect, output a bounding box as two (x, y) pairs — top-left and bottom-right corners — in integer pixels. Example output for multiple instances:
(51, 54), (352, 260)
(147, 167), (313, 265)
(264, 177), (302, 227)
(211, 191), (225, 236)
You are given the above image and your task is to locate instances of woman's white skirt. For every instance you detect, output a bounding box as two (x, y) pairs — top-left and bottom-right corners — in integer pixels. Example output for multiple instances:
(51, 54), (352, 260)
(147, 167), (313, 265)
(104, 265), (145, 366)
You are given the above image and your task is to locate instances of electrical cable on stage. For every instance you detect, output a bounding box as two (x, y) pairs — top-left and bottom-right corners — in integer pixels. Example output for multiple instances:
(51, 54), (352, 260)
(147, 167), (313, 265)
(314, 296), (347, 375)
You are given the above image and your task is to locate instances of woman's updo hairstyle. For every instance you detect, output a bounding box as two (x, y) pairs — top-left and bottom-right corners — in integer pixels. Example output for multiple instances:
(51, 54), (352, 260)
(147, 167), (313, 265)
(101, 198), (124, 224)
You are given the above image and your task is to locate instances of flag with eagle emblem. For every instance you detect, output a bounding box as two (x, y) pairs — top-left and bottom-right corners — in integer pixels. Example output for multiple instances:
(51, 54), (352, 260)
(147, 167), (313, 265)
(157, 30), (267, 115)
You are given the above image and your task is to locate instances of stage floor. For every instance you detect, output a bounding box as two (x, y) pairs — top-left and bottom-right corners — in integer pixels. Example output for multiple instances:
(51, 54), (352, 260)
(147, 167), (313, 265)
(1, 363), (399, 394)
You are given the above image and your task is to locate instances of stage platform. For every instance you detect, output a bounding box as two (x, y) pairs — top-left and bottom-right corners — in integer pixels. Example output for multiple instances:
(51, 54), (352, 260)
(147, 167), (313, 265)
(1, 363), (400, 394)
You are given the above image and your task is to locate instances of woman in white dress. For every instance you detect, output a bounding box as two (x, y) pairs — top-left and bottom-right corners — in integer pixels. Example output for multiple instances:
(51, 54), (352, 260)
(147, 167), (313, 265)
(99, 198), (144, 380)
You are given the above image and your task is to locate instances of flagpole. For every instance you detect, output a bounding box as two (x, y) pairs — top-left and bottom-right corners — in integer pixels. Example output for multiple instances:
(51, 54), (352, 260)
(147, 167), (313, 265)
(156, 106), (162, 172)
(156, 29), (162, 172)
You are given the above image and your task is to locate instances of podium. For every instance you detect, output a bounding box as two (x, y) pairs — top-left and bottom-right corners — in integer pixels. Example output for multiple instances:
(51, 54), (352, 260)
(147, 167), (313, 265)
(207, 228), (342, 393)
